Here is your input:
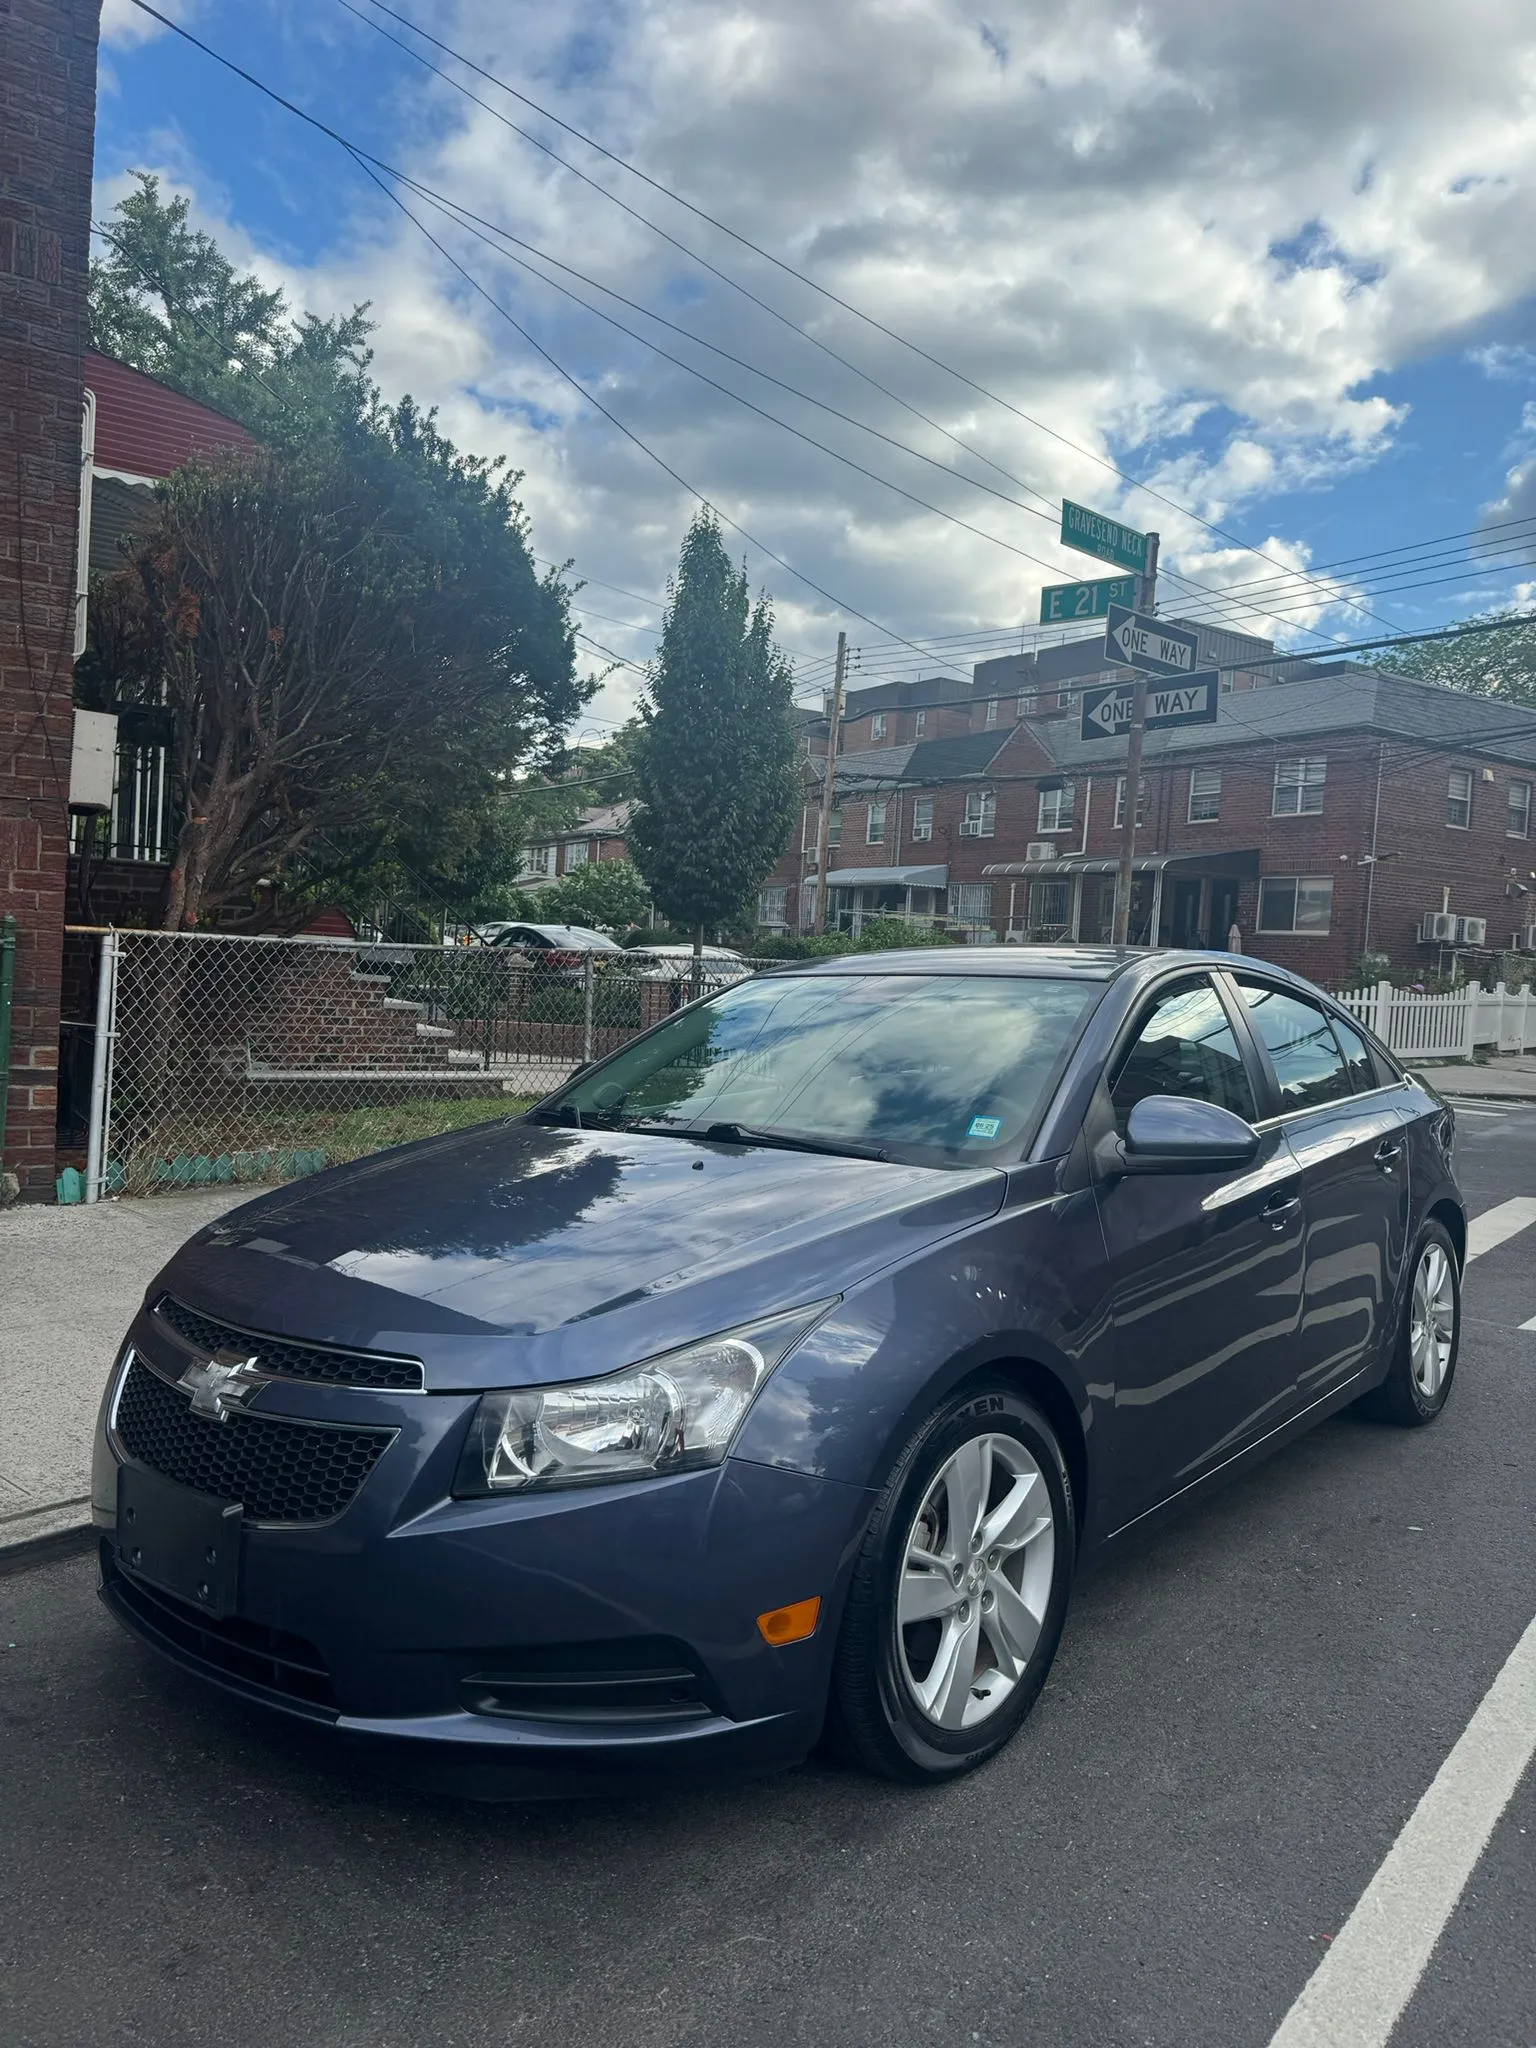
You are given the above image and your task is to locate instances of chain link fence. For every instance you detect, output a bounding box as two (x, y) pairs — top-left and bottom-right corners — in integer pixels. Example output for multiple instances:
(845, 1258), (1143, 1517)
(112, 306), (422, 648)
(71, 929), (748, 1198)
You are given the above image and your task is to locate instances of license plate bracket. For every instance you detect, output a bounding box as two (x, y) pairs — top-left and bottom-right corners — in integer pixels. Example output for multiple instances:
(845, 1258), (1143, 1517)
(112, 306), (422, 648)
(116, 1462), (242, 1620)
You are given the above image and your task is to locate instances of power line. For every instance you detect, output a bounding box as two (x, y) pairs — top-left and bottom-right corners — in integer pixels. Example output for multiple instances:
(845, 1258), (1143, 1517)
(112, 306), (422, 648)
(340, 0), (1407, 636)
(123, 0), (958, 673)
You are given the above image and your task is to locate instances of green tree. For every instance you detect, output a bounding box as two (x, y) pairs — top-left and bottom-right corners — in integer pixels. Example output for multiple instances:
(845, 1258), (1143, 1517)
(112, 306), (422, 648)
(90, 173), (374, 447)
(94, 423), (583, 929)
(534, 858), (651, 930)
(1375, 610), (1536, 707)
(628, 515), (799, 977)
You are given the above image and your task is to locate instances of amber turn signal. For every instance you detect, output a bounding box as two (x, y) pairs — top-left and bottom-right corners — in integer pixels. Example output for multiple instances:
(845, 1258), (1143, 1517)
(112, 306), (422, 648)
(757, 1595), (822, 1645)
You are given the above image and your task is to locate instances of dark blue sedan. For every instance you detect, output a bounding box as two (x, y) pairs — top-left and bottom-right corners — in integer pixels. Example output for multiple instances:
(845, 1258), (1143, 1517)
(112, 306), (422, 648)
(92, 948), (1465, 1788)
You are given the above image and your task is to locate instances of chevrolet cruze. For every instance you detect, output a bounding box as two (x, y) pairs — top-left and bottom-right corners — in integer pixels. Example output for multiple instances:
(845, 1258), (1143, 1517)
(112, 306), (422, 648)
(93, 948), (1465, 1789)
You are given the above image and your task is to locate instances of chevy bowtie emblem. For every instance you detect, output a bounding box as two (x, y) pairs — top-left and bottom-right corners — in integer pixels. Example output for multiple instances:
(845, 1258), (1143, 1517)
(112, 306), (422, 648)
(178, 1348), (268, 1420)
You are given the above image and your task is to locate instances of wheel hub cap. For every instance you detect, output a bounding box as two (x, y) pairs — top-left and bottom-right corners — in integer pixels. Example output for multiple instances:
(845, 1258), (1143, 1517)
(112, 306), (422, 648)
(896, 1432), (1056, 1732)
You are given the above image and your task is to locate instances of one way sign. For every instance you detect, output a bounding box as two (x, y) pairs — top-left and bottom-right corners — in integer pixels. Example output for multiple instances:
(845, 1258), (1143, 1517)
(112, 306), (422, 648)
(1080, 673), (1220, 740)
(1104, 604), (1199, 678)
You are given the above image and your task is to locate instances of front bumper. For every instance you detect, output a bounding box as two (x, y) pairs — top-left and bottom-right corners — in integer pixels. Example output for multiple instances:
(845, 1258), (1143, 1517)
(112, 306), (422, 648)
(93, 1321), (873, 1790)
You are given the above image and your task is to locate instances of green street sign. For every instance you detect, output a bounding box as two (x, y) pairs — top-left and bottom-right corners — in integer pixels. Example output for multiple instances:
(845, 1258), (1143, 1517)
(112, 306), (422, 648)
(1060, 499), (1150, 576)
(1038, 573), (1138, 624)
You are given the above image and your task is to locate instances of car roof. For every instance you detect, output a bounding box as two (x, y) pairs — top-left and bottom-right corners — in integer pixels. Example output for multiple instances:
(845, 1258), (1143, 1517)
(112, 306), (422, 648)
(780, 945), (1329, 994)
(516, 923), (619, 945)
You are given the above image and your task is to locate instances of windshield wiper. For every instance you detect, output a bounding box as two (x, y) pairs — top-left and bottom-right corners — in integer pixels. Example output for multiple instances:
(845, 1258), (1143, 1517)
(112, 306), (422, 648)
(700, 1120), (889, 1163)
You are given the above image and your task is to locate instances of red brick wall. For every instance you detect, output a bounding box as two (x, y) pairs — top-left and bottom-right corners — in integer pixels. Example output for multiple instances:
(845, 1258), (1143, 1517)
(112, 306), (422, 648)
(1, 0), (101, 1198)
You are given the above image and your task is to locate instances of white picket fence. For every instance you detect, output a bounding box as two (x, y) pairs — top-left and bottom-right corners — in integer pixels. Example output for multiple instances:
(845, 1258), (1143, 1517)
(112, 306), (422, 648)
(1329, 980), (1536, 1060)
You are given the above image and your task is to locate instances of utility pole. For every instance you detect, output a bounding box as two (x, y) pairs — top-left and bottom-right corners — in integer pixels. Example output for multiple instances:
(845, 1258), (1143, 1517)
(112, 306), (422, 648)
(1111, 531), (1159, 947)
(813, 630), (848, 933)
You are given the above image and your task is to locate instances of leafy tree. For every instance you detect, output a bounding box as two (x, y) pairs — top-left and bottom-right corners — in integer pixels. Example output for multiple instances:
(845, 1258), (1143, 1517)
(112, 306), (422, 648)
(627, 515), (799, 976)
(1375, 610), (1536, 707)
(90, 173), (373, 447)
(534, 858), (651, 930)
(94, 422), (584, 929)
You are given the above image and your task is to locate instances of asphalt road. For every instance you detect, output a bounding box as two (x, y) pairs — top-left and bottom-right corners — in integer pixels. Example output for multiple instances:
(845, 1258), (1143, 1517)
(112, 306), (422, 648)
(3, 1109), (1534, 2048)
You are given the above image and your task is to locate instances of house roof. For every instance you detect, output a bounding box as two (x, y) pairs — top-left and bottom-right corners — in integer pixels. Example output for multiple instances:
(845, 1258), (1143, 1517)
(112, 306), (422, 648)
(527, 800), (632, 845)
(1032, 667), (1536, 772)
(833, 729), (1015, 795)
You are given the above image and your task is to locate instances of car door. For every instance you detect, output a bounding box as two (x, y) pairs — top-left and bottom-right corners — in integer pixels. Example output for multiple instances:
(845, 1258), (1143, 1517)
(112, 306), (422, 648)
(1224, 976), (1412, 1409)
(1090, 973), (1308, 1526)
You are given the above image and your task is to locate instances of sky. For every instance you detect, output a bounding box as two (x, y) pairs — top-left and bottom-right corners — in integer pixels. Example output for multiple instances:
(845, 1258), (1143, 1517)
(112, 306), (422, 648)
(93, 0), (1536, 733)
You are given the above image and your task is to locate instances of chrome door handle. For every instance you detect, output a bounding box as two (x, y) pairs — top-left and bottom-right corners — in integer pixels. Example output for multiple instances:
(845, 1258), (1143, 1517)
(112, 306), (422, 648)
(1263, 1190), (1301, 1231)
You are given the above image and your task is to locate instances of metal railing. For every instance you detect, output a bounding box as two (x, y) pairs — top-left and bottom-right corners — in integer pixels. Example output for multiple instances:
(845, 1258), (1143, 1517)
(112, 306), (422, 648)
(71, 929), (746, 1199)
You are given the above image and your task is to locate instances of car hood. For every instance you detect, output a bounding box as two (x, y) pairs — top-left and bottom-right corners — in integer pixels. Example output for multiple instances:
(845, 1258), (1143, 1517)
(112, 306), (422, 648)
(156, 1120), (1004, 1389)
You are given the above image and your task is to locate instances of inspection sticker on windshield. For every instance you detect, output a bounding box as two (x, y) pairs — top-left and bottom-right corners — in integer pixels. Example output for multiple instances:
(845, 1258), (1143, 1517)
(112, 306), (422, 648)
(967, 1116), (1002, 1140)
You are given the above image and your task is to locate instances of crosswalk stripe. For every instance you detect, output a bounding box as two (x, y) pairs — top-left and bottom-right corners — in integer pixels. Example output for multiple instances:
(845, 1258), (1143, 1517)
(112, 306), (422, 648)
(1465, 1197), (1536, 1263)
(1519, 1314), (1536, 1333)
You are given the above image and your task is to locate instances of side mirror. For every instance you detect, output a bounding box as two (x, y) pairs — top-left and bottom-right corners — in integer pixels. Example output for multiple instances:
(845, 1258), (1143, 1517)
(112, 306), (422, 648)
(1118, 1095), (1260, 1174)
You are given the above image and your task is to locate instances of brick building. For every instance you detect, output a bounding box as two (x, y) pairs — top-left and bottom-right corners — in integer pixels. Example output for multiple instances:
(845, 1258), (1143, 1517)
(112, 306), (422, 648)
(514, 800), (633, 887)
(761, 644), (1536, 988)
(1, 0), (101, 1200)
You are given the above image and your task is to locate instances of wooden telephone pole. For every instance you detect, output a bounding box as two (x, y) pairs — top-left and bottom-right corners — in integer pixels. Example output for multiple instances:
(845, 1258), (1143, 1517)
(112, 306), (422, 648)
(813, 630), (848, 934)
(1110, 532), (1160, 947)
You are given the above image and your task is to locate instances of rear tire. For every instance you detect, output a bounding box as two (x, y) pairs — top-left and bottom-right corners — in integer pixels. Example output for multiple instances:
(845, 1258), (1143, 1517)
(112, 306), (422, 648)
(826, 1382), (1075, 1783)
(1357, 1219), (1460, 1427)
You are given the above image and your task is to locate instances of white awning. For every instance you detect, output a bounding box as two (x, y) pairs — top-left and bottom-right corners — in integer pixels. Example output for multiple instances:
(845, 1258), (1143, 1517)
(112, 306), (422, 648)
(825, 864), (949, 889)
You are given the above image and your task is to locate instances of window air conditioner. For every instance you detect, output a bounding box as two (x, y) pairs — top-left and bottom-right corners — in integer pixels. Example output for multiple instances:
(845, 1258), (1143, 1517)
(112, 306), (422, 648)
(1418, 911), (1457, 943)
(1514, 925), (1536, 951)
(1025, 840), (1058, 862)
(1455, 916), (1487, 945)
(959, 819), (983, 837)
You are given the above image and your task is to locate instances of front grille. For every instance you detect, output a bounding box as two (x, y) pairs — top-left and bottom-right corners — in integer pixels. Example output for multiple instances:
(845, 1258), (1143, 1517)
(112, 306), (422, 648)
(102, 1545), (338, 1714)
(114, 1356), (395, 1524)
(153, 1295), (424, 1393)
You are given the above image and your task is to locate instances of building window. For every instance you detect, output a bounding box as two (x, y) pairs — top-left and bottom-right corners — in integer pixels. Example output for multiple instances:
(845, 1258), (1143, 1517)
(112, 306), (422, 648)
(757, 886), (788, 928)
(563, 841), (589, 870)
(984, 698), (999, 728)
(950, 882), (993, 926)
(526, 844), (556, 879)
(1016, 694), (1033, 719)
(961, 789), (996, 838)
(1510, 780), (1532, 839)
(799, 881), (818, 931)
(1188, 768), (1222, 823)
(1273, 757), (1326, 816)
(827, 807), (842, 848)
(1446, 768), (1473, 829)
(871, 712), (887, 740)
(913, 708), (927, 736)
(1113, 776), (1148, 829)
(1037, 783), (1075, 834)
(866, 801), (887, 844)
(910, 797), (934, 842)
(1257, 875), (1334, 934)
(1026, 878), (1071, 930)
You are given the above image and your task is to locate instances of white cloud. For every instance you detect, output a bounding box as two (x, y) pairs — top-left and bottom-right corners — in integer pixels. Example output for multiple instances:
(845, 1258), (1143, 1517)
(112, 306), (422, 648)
(100, 0), (189, 48)
(96, 0), (1536, 718)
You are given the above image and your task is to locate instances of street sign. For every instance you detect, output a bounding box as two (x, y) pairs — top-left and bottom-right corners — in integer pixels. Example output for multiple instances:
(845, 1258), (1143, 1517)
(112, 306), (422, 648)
(1038, 573), (1138, 624)
(1103, 603), (1199, 678)
(1060, 499), (1150, 576)
(1079, 672), (1220, 741)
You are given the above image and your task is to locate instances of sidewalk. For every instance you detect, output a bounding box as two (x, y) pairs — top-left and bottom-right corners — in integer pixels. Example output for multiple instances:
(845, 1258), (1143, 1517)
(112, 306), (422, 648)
(0, 1189), (245, 1559)
(1420, 1055), (1536, 1102)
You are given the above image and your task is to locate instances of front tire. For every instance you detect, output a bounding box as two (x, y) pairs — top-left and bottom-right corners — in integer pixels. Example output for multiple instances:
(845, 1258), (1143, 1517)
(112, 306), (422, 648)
(827, 1383), (1075, 1783)
(1358, 1219), (1460, 1427)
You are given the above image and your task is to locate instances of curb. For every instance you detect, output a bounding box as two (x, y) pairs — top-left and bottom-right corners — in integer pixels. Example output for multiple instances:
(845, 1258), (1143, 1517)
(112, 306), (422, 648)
(0, 1500), (95, 1575)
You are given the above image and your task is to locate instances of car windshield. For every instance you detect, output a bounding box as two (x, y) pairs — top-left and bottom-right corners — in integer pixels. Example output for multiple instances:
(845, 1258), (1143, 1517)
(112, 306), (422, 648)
(539, 971), (1098, 1165)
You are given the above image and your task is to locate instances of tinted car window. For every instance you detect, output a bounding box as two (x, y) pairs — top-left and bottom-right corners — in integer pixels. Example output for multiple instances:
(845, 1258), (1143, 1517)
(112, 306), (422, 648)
(1109, 978), (1257, 1135)
(1328, 1011), (1379, 1093)
(1235, 981), (1352, 1110)
(545, 972), (1098, 1165)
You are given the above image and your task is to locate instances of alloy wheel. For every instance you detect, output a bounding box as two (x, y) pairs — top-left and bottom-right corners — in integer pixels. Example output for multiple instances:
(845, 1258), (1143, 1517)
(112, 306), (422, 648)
(1409, 1241), (1456, 1399)
(896, 1432), (1056, 1730)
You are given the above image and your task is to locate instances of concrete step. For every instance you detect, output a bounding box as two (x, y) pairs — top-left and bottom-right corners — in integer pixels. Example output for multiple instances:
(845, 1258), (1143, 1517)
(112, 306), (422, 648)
(414, 1021), (456, 1039)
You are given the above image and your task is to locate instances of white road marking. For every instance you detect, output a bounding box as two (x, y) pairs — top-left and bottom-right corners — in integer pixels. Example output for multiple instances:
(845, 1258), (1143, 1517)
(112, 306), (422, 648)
(1519, 1313), (1536, 1333)
(1267, 1610), (1536, 2048)
(1465, 1197), (1536, 1262)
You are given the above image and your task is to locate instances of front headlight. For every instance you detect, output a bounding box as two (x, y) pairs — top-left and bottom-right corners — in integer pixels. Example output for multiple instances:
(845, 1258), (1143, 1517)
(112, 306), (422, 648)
(453, 1301), (836, 1495)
